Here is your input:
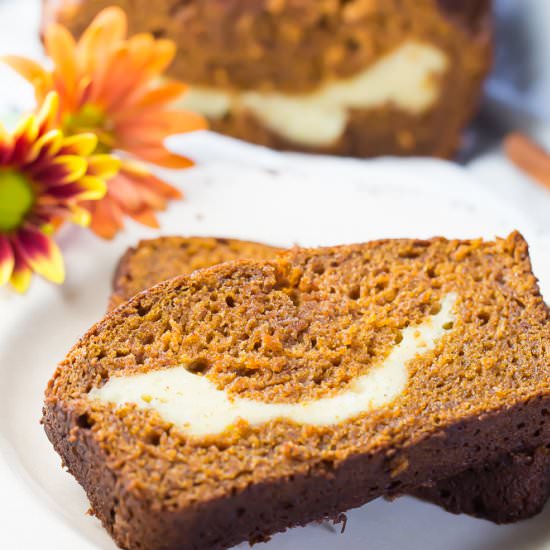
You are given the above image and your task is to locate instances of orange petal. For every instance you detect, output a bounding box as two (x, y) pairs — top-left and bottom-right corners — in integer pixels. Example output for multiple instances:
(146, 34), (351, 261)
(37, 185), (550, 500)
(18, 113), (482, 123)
(117, 109), (207, 142)
(128, 81), (188, 112)
(94, 35), (155, 109)
(125, 33), (156, 71)
(14, 227), (65, 284)
(143, 39), (177, 80)
(129, 208), (160, 229)
(143, 174), (184, 201)
(106, 38), (178, 112)
(125, 147), (195, 169)
(0, 236), (14, 286)
(113, 167), (179, 210)
(88, 197), (124, 239)
(107, 174), (146, 211)
(134, 189), (167, 211)
(51, 74), (73, 113)
(88, 44), (130, 105)
(0, 55), (52, 100)
(118, 34), (168, 81)
(76, 6), (127, 94)
(124, 168), (183, 202)
(44, 24), (78, 104)
(76, 6), (127, 76)
(76, 76), (93, 107)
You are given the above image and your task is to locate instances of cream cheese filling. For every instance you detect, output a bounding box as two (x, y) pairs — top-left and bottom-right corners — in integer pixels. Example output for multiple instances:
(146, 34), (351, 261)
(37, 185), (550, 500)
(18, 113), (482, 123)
(176, 40), (448, 147)
(89, 294), (456, 437)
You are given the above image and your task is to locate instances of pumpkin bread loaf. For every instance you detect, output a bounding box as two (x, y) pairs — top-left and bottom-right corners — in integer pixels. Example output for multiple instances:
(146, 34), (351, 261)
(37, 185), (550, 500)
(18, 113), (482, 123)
(109, 235), (550, 524)
(42, 0), (492, 158)
(44, 233), (550, 550)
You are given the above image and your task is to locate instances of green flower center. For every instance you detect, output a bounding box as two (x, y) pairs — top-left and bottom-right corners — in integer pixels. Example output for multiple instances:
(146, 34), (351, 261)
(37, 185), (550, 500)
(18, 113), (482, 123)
(0, 169), (34, 232)
(63, 104), (113, 154)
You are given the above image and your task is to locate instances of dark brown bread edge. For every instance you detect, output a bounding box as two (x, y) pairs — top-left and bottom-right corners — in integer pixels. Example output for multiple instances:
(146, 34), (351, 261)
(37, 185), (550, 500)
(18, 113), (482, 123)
(44, 390), (550, 550)
(413, 446), (550, 524)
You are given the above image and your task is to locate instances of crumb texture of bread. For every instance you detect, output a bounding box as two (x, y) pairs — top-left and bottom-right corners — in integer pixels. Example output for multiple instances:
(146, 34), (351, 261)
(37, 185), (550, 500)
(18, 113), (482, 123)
(110, 236), (281, 309)
(42, 0), (492, 158)
(43, 232), (550, 549)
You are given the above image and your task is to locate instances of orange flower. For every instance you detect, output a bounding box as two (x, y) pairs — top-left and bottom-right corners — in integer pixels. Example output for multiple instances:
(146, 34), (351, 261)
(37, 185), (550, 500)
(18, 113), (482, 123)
(0, 93), (118, 292)
(3, 7), (206, 239)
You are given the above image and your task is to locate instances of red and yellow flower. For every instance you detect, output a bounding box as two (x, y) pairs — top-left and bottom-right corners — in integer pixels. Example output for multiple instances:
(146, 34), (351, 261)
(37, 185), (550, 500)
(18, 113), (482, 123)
(0, 92), (118, 292)
(3, 6), (206, 239)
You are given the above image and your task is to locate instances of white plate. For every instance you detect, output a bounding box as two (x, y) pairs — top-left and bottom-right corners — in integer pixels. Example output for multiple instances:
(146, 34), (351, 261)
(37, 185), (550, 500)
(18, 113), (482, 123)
(1, 139), (550, 550)
(1, 1), (550, 548)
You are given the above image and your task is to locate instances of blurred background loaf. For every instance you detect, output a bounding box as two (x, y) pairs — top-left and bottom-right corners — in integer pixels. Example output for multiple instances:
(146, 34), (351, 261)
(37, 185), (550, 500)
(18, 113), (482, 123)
(42, 0), (492, 158)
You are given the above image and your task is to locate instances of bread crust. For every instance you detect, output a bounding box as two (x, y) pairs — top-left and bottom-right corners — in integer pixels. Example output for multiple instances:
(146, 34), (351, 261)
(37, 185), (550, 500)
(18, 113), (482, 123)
(44, 395), (550, 549)
(413, 446), (550, 524)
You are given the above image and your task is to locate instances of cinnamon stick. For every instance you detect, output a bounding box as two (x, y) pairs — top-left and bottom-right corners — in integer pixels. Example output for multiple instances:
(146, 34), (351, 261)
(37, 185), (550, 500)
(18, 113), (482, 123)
(504, 132), (550, 191)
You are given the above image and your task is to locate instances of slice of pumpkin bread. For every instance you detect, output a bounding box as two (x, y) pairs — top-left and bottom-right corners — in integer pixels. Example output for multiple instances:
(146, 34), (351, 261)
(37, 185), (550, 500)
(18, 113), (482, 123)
(110, 235), (550, 524)
(44, 233), (550, 550)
